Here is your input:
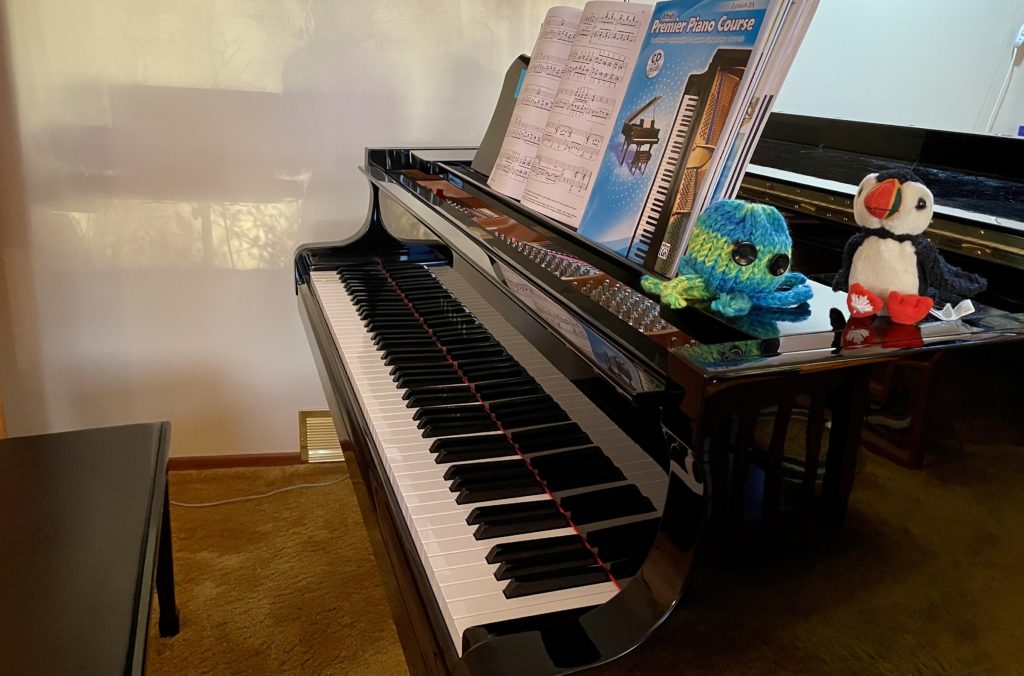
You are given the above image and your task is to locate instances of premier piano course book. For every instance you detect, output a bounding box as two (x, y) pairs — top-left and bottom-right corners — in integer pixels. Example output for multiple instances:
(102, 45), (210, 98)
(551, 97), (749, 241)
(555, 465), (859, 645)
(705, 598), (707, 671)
(551, 0), (816, 277)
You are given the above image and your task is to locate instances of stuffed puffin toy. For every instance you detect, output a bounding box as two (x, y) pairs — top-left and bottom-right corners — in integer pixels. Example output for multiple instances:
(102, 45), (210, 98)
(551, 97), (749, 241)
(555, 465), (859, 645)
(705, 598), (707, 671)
(834, 169), (986, 324)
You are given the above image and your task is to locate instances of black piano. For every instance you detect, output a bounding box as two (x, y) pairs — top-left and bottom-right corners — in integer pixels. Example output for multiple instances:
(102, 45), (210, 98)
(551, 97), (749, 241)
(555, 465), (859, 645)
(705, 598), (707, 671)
(295, 121), (1024, 673)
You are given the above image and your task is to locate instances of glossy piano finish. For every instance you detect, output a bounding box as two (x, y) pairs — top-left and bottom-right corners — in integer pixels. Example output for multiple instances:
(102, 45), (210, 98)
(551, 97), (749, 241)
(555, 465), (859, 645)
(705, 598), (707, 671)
(295, 146), (1024, 674)
(741, 114), (1024, 310)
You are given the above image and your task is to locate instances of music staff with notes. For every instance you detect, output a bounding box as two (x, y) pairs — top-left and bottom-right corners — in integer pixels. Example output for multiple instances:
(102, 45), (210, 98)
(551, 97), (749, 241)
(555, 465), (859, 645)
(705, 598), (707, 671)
(488, 5), (583, 200)
(520, 1), (652, 229)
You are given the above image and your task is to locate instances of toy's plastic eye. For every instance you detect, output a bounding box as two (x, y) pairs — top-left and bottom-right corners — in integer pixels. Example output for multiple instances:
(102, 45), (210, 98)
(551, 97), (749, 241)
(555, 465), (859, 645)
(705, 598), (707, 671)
(768, 253), (790, 276)
(915, 198), (927, 210)
(732, 241), (757, 266)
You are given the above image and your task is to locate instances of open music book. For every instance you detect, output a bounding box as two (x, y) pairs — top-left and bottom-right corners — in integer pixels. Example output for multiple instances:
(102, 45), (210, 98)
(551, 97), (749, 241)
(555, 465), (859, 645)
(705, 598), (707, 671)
(483, 0), (817, 277)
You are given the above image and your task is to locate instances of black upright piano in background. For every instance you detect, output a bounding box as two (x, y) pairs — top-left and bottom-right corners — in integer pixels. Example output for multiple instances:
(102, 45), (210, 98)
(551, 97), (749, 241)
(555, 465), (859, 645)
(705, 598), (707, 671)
(294, 115), (1024, 674)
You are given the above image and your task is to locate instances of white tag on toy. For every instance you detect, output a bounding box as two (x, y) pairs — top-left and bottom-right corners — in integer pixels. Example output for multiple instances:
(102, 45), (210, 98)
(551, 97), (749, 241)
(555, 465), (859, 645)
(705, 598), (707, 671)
(930, 299), (975, 321)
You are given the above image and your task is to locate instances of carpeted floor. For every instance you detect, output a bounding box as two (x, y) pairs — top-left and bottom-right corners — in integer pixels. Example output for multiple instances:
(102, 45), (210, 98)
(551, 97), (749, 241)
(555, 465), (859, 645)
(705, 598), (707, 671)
(145, 464), (408, 675)
(146, 418), (1024, 674)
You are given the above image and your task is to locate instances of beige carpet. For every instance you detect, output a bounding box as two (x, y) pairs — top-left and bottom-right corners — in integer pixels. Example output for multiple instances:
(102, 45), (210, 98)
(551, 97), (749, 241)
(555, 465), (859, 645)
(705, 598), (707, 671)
(146, 426), (1024, 674)
(145, 464), (408, 675)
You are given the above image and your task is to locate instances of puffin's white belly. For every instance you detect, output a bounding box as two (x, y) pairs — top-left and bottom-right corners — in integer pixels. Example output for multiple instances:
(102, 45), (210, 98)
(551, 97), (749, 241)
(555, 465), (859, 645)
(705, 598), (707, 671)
(849, 237), (920, 297)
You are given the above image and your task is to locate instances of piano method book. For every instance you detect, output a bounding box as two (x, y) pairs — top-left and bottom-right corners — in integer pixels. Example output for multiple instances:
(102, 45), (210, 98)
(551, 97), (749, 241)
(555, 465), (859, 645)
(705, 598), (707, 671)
(483, 0), (816, 278)
(577, 0), (777, 273)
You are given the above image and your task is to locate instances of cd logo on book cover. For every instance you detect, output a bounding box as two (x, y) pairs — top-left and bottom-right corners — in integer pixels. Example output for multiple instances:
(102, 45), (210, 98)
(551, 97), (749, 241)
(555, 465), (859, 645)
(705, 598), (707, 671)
(646, 49), (665, 78)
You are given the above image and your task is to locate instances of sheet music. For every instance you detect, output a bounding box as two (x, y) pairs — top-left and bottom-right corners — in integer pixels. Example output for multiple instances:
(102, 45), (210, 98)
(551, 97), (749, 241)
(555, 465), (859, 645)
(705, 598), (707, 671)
(488, 6), (583, 200)
(520, 2), (653, 229)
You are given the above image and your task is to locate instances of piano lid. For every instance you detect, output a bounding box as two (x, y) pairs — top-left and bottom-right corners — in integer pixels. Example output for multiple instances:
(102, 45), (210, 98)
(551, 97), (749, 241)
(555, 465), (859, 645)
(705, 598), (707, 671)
(746, 114), (1024, 232)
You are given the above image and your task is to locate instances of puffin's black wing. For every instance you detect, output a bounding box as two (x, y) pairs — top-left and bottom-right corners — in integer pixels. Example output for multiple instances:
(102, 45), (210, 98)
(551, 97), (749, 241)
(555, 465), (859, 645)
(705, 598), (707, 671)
(914, 237), (988, 303)
(833, 231), (869, 292)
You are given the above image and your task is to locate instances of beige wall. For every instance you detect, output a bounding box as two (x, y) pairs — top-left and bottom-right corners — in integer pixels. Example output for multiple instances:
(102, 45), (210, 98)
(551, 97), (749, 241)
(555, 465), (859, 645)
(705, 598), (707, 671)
(0, 0), (575, 455)
(778, 0), (1024, 135)
(1, 0), (1020, 457)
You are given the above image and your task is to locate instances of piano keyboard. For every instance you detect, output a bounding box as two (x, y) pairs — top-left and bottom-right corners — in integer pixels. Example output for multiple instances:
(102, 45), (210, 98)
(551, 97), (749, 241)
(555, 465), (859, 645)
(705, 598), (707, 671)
(310, 261), (665, 653)
(628, 93), (699, 265)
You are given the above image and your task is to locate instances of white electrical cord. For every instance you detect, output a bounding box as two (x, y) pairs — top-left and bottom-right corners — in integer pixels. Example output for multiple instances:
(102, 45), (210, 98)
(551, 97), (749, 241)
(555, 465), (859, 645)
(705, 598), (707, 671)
(985, 43), (1020, 133)
(170, 475), (348, 508)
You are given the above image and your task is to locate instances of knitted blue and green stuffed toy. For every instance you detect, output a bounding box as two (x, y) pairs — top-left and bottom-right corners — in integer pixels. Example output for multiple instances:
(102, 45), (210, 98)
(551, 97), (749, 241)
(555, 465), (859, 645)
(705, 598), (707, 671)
(641, 200), (811, 317)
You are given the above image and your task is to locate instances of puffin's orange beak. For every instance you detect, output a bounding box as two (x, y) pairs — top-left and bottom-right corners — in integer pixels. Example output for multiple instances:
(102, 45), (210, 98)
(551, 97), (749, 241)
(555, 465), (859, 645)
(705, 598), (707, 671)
(864, 178), (902, 220)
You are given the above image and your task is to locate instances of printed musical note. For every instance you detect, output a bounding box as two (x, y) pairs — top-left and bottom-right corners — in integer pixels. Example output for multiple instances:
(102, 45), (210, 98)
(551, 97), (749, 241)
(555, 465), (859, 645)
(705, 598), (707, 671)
(541, 122), (604, 161)
(577, 9), (644, 46)
(539, 15), (577, 43)
(529, 154), (593, 195)
(488, 5), (583, 199)
(507, 116), (545, 146)
(519, 2), (653, 227)
(493, 149), (534, 184)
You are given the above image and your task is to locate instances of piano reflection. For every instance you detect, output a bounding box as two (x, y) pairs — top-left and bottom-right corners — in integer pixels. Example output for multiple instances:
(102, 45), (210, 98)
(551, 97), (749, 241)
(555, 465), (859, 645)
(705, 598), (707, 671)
(295, 121), (1024, 673)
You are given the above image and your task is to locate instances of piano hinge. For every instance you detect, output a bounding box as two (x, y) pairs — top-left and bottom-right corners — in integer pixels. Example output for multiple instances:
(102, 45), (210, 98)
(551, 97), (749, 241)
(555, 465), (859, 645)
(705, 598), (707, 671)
(299, 410), (345, 463)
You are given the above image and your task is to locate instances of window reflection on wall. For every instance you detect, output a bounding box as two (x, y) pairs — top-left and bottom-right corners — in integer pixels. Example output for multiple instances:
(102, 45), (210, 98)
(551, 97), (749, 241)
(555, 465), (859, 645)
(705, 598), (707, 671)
(7, 0), (566, 271)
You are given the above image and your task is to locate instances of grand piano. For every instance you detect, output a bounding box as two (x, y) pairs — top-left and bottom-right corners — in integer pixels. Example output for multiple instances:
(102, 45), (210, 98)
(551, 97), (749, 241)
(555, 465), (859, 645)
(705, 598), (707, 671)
(295, 116), (1024, 674)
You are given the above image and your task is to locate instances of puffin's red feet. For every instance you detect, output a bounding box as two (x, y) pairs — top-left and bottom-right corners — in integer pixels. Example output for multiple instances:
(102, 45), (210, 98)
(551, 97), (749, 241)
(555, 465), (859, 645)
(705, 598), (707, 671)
(847, 283), (883, 317)
(887, 291), (933, 325)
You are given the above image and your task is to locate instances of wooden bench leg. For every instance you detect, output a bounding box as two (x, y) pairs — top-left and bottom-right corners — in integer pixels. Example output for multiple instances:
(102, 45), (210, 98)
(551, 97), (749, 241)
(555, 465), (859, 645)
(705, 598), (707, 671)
(156, 488), (181, 637)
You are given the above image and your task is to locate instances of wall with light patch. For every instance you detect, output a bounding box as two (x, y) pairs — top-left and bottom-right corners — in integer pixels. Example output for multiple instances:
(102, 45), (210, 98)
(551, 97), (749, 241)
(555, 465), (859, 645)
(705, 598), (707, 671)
(777, 0), (1024, 136)
(0, 0), (584, 456)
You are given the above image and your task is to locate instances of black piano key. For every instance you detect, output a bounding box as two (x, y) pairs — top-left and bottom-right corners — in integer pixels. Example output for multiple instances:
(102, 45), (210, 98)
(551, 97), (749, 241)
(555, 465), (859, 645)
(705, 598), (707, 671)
(402, 383), (467, 400)
(493, 548), (597, 581)
(486, 394), (554, 412)
(384, 351), (447, 367)
(473, 378), (543, 401)
(374, 336), (435, 350)
(391, 364), (456, 379)
(511, 423), (592, 453)
(389, 361), (451, 376)
(466, 499), (562, 526)
(494, 409), (571, 429)
(415, 408), (494, 427)
(429, 434), (512, 456)
(485, 535), (589, 564)
(457, 359), (520, 374)
(404, 390), (477, 409)
(442, 458), (528, 482)
(559, 485), (656, 525)
(432, 336), (497, 351)
(455, 480), (545, 505)
(416, 410), (494, 428)
(449, 470), (536, 491)
(412, 402), (484, 422)
(396, 373), (464, 390)
(528, 447), (610, 472)
(445, 345), (506, 361)
(502, 565), (610, 599)
(473, 513), (568, 539)
(465, 366), (527, 383)
(448, 466), (535, 487)
(420, 418), (498, 438)
(434, 445), (518, 464)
